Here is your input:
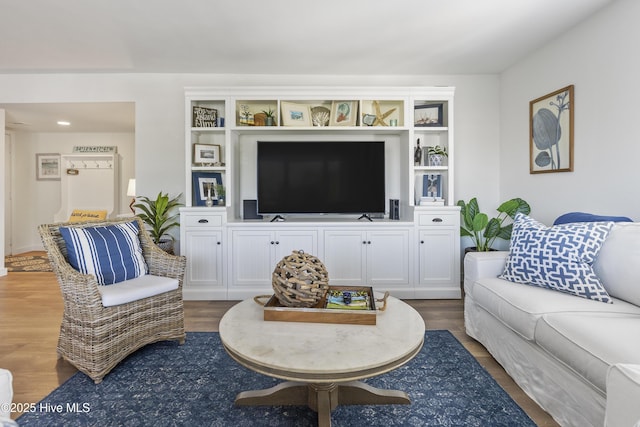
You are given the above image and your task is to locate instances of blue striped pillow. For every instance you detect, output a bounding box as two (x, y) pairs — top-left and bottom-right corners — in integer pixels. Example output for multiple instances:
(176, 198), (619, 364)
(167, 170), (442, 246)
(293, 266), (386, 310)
(60, 221), (148, 285)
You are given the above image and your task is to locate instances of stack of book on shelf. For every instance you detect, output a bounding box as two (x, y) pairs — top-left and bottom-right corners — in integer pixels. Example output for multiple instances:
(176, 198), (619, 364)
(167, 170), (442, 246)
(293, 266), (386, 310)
(420, 197), (445, 206)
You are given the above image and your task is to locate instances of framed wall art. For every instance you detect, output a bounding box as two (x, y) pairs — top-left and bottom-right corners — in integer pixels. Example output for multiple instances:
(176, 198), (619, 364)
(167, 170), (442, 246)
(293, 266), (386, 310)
(281, 102), (312, 127)
(193, 144), (221, 166)
(414, 103), (443, 127)
(530, 85), (574, 174)
(330, 100), (358, 126)
(192, 171), (223, 206)
(192, 106), (218, 127)
(36, 153), (61, 181)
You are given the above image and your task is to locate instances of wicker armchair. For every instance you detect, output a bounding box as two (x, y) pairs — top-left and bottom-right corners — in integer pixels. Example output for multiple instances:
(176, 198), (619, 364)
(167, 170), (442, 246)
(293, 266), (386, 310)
(38, 216), (186, 384)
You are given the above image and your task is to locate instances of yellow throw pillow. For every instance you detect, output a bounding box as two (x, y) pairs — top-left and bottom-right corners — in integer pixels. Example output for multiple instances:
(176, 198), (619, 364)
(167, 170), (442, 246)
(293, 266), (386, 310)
(69, 210), (108, 223)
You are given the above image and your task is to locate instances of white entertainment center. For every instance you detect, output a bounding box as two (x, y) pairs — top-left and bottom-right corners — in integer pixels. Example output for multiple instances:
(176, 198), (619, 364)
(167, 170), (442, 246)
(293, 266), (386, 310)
(180, 86), (460, 300)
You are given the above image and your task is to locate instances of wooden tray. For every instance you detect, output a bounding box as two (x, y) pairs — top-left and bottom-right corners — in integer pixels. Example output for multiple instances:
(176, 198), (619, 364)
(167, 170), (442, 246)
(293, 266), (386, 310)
(258, 286), (388, 326)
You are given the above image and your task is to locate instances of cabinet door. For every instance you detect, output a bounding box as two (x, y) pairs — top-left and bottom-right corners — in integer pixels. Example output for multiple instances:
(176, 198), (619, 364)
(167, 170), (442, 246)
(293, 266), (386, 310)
(274, 230), (319, 261)
(230, 230), (274, 287)
(367, 229), (410, 286)
(418, 228), (457, 285)
(183, 230), (223, 287)
(323, 230), (366, 286)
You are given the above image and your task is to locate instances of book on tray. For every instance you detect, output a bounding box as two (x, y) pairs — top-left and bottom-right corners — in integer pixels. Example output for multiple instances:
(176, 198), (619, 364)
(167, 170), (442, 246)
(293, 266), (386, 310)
(325, 289), (371, 310)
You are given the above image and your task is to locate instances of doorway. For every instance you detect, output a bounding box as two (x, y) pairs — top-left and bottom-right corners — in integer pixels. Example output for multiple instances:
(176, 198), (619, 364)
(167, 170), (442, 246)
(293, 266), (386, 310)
(4, 132), (12, 255)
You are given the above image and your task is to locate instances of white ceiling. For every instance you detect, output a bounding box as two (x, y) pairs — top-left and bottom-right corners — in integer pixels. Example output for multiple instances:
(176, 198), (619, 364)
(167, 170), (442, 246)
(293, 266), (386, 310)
(0, 0), (615, 131)
(1, 103), (135, 133)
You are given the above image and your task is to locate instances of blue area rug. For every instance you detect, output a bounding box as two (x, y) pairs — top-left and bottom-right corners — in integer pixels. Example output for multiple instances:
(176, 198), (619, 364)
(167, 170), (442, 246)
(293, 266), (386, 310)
(17, 331), (534, 426)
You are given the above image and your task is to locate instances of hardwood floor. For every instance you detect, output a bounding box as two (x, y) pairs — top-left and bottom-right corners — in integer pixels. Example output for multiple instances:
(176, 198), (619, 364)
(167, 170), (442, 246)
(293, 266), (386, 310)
(0, 267), (558, 426)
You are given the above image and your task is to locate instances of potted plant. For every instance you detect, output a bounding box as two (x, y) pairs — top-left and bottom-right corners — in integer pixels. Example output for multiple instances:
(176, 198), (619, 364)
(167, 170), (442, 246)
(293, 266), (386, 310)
(457, 197), (531, 252)
(133, 192), (183, 254)
(427, 145), (448, 166)
(262, 107), (276, 126)
(215, 184), (225, 205)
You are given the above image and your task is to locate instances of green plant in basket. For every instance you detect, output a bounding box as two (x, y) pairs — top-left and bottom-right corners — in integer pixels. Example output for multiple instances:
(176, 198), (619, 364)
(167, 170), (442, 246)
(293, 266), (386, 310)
(133, 192), (182, 245)
(457, 197), (530, 251)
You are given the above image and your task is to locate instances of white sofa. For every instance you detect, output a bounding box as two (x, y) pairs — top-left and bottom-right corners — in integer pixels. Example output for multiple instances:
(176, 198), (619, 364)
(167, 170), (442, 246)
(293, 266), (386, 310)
(0, 368), (13, 421)
(464, 220), (640, 427)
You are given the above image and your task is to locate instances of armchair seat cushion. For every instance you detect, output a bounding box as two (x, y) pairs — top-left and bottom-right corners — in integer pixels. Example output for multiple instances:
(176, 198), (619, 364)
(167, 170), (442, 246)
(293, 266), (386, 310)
(97, 275), (179, 307)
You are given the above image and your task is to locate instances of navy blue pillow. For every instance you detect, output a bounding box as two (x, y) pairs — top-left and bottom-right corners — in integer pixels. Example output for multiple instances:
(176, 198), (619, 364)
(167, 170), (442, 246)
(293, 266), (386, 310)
(60, 221), (148, 285)
(553, 212), (632, 225)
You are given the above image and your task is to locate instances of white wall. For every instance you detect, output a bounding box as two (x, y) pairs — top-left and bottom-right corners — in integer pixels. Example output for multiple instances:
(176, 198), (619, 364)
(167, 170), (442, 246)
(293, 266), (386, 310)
(10, 131), (134, 253)
(0, 111), (6, 274)
(0, 74), (500, 252)
(500, 0), (640, 225)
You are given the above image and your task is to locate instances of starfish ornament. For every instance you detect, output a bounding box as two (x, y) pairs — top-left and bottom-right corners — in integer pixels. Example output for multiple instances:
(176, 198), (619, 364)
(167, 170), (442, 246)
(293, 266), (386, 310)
(372, 100), (397, 126)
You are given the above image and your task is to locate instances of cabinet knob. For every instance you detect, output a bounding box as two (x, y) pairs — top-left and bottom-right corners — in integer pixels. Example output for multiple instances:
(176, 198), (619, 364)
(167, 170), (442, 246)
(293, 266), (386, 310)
(217, 241), (221, 245)
(420, 240), (425, 244)
(270, 241), (275, 245)
(432, 217), (443, 223)
(367, 241), (371, 244)
(275, 241), (280, 245)
(198, 219), (209, 224)
(362, 241), (367, 245)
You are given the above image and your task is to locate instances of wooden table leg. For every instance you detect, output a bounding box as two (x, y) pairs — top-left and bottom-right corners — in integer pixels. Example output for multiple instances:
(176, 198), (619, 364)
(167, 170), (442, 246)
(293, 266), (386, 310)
(336, 380), (411, 405)
(235, 381), (308, 406)
(235, 380), (410, 427)
(308, 384), (338, 427)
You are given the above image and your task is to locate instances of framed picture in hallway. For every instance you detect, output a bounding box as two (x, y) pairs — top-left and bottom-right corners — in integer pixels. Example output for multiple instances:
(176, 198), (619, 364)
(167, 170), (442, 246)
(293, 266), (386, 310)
(36, 153), (61, 181)
(530, 85), (574, 174)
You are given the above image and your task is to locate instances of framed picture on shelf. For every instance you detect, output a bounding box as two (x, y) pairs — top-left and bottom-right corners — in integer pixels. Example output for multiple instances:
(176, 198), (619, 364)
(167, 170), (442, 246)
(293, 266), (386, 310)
(238, 104), (255, 126)
(422, 173), (443, 198)
(414, 103), (443, 127)
(330, 101), (358, 126)
(281, 102), (312, 127)
(529, 85), (574, 174)
(193, 144), (222, 166)
(192, 171), (223, 206)
(36, 153), (61, 181)
(192, 106), (218, 127)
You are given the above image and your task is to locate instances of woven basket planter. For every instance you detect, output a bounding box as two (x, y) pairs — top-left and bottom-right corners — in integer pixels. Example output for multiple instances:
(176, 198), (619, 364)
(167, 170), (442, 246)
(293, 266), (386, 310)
(272, 250), (329, 307)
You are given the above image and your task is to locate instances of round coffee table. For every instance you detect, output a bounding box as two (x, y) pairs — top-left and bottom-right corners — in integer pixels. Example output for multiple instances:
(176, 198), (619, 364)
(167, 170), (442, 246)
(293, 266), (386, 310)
(219, 294), (425, 427)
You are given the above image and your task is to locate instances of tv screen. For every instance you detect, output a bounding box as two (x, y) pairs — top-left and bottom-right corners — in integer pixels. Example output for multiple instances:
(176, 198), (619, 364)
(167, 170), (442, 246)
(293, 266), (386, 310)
(257, 141), (385, 215)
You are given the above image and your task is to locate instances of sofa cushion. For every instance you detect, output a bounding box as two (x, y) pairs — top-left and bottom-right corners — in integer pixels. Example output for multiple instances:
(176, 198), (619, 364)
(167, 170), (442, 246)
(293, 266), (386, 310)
(500, 213), (614, 303)
(535, 313), (640, 393)
(60, 221), (148, 285)
(97, 274), (179, 307)
(469, 277), (640, 340)
(593, 222), (640, 306)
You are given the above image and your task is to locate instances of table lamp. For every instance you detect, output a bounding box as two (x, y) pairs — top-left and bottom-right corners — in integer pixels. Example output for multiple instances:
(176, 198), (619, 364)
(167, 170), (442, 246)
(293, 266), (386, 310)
(127, 179), (136, 214)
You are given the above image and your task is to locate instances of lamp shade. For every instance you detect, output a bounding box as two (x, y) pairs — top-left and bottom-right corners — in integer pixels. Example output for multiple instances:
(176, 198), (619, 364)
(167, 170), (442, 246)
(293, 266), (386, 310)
(127, 179), (136, 197)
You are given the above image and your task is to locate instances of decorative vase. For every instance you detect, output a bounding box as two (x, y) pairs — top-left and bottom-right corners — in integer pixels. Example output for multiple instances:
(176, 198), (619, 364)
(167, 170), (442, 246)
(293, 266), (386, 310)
(272, 250), (329, 307)
(429, 154), (444, 166)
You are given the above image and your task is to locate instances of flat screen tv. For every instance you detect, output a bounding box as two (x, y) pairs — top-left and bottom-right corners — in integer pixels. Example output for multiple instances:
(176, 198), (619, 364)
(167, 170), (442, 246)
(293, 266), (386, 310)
(257, 141), (385, 216)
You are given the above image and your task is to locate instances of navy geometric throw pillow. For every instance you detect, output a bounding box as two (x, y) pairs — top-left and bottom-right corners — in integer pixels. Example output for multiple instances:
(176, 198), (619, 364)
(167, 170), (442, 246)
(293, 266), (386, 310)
(60, 221), (148, 285)
(499, 213), (614, 303)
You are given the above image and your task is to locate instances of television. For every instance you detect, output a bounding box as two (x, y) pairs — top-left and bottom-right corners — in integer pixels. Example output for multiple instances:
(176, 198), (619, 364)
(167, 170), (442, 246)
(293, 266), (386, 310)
(257, 141), (385, 216)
